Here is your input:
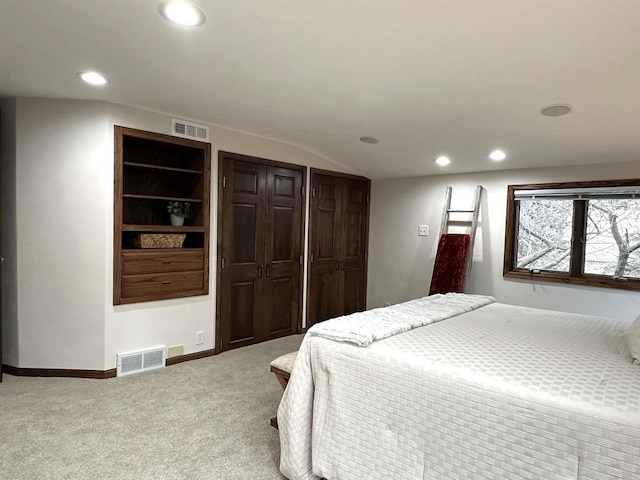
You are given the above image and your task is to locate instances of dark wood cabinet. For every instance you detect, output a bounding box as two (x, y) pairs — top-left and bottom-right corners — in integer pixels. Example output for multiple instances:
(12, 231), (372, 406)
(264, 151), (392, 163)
(217, 152), (305, 351)
(114, 126), (211, 304)
(307, 170), (370, 327)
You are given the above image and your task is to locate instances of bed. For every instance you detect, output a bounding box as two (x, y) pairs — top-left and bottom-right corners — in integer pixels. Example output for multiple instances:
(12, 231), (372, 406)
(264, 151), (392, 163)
(277, 294), (640, 480)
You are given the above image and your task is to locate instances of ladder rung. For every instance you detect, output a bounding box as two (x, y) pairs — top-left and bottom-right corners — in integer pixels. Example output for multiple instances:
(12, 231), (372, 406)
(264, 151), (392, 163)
(447, 209), (474, 213)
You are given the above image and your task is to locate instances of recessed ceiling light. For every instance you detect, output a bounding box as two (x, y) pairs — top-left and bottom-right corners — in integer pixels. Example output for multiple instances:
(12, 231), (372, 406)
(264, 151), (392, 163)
(489, 149), (506, 161)
(78, 71), (110, 86)
(434, 156), (450, 166)
(360, 136), (378, 144)
(540, 103), (572, 117)
(158, 1), (206, 27)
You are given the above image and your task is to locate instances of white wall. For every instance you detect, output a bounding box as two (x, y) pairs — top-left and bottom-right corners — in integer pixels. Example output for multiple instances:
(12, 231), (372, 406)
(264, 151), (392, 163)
(368, 161), (640, 321)
(3, 97), (351, 370)
(8, 99), (110, 369)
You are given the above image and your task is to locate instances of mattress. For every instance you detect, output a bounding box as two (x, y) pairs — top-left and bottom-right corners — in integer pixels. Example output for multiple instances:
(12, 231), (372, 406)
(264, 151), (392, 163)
(278, 302), (640, 480)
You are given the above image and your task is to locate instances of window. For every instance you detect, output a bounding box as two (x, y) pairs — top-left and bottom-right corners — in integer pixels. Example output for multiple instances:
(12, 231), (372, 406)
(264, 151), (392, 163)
(504, 180), (640, 291)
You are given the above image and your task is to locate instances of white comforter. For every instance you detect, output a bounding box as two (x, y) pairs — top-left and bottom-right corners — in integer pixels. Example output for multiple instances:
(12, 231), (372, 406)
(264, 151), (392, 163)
(308, 293), (494, 346)
(278, 301), (640, 480)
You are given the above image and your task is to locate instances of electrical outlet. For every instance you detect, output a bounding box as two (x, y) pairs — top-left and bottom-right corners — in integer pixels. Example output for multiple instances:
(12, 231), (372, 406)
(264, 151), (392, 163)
(418, 225), (429, 236)
(195, 331), (204, 345)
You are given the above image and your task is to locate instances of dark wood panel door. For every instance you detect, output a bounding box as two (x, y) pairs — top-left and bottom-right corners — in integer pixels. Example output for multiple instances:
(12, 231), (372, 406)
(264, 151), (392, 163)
(220, 159), (266, 350)
(0, 108), (2, 381)
(307, 171), (370, 328)
(340, 178), (369, 316)
(308, 175), (342, 326)
(263, 166), (303, 340)
(218, 153), (305, 352)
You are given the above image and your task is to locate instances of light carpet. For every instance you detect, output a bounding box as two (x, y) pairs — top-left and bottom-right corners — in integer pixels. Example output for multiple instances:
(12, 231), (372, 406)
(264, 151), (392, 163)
(0, 334), (304, 480)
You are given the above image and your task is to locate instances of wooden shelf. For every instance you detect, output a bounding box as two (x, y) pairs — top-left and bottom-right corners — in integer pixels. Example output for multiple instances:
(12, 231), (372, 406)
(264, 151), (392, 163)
(121, 224), (206, 232)
(124, 161), (202, 175)
(123, 193), (204, 203)
(122, 247), (204, 253)
(114, 125), (211, 305)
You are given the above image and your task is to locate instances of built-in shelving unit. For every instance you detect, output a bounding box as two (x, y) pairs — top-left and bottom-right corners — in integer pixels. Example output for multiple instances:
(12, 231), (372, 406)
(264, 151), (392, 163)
(114, 126), (211, 304)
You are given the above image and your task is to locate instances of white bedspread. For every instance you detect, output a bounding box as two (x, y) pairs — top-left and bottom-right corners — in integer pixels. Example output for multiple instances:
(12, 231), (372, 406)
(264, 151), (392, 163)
(278, 302), (640, 480)
(308, 293), (494, 346)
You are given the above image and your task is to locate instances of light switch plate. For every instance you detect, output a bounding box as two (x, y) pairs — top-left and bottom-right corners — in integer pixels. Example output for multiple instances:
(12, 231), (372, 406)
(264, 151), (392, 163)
(418, 225), (429, 236)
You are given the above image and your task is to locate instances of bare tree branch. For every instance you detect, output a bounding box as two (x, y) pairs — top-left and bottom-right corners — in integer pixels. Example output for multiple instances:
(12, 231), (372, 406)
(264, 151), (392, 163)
(587, 212), (600, 234)
(517, 246), (554, 268)
(610, 215), (624, 248)
(588, 202), (634, 276)
(519, 223), (553, 248)
(590, 203), (613, 216)
(603, 208), (630, 276)
(540, 249), (571, 270)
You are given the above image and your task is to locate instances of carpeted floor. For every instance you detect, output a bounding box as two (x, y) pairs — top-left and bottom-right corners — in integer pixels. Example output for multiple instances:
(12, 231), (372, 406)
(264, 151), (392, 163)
(0, 334), (304, 480)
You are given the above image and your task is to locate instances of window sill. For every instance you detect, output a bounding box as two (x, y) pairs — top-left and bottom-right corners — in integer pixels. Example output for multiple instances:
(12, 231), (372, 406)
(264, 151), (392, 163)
(504, 270), (640, 292)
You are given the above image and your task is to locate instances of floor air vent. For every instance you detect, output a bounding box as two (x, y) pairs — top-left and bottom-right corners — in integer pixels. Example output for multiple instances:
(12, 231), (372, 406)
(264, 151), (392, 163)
(117, 346), (166, 377)
(171, 118), (209, 141)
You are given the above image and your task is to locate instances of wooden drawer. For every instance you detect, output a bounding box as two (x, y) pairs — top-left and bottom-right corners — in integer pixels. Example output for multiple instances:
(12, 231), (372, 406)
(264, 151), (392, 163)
(122, 250), (204, 275)
(122, 271), (205, 300)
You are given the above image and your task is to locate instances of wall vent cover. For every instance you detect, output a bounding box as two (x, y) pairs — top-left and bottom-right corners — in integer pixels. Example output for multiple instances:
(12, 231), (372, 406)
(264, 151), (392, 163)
(117, 346), (166, 377)
(171, 118), (210, 141)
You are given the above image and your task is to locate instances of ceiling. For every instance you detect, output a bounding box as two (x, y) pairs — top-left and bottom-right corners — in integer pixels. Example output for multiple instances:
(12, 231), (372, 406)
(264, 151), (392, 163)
(1, 0), (640, 180)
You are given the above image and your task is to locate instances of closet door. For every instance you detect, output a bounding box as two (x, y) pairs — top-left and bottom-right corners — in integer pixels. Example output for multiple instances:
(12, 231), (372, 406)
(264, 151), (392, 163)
(308, 174), (342, 326)
(308, 171), (370, 328)
(263, 166), (304, 340)
(0, 109), (2, 381)
(219, 159), (266, 350)
(339, 178), (369, 316)
(217, 153), (305, 352)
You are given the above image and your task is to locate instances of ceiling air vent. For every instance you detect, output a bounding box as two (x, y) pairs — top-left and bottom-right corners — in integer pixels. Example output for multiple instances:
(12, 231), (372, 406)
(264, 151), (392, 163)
(171, 118), (210, 141)
(117, 346), (166, 377)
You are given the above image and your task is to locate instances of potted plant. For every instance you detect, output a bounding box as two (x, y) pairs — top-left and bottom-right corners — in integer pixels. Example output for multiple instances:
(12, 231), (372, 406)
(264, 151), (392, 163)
(167, 201), (191, 226)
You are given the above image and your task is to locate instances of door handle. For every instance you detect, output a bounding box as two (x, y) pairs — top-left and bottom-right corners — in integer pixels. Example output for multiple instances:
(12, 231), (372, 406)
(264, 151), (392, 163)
(258, 265), (263, 278)
(340, 260), (345, 270)
(335, 261), (340, 271)
(266, 265), (271, 277)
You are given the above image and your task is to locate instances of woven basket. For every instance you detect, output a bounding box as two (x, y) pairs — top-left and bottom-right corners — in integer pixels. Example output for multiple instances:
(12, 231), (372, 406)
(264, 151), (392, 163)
(132, 233), (186, 249)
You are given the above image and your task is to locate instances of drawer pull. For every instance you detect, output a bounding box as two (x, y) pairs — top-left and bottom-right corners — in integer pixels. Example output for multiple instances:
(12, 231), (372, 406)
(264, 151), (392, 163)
(161, 281), (171, 285)
(162, 261), (172, 264)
